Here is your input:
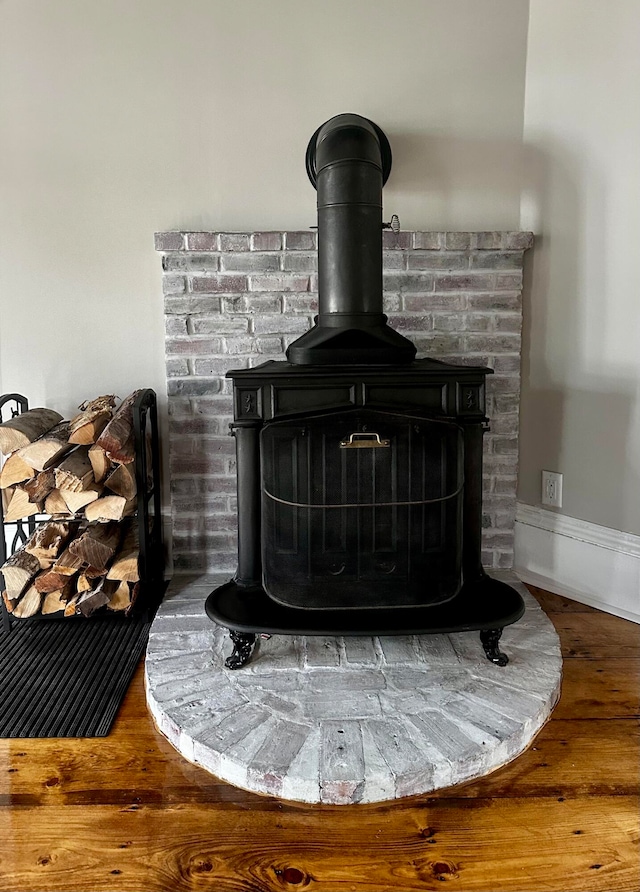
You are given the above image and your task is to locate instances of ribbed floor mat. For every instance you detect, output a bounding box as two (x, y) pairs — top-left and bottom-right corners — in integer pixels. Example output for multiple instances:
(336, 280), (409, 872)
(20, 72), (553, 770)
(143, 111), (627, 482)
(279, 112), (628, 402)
(0, 618), (151, 737)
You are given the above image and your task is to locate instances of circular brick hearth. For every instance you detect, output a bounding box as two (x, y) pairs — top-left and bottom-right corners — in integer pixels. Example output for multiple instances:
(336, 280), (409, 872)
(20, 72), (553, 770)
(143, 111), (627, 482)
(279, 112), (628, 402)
(145, 571), (561, 804)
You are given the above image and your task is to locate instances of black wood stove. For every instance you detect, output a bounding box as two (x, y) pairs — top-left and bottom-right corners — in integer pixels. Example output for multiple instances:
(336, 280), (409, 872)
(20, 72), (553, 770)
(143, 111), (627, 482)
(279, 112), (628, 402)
(205, 114), (524, 668)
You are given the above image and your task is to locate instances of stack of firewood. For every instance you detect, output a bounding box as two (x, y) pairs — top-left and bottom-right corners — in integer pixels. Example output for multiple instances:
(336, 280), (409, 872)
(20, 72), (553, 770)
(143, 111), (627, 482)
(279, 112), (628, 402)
(0, 392), (143, 618)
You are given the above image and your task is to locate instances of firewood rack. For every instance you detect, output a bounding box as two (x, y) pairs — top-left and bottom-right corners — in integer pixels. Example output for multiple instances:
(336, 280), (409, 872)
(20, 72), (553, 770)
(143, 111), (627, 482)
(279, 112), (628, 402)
(0, 390), (164, 631)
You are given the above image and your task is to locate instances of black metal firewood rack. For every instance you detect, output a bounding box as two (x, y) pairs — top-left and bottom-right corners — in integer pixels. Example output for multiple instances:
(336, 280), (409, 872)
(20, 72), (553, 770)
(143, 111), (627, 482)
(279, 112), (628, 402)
(0, 390), (165, 631)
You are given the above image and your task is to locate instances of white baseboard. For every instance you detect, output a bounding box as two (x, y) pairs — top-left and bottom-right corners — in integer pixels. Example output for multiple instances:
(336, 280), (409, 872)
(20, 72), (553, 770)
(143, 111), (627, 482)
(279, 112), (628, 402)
(514, 502), (640, 624)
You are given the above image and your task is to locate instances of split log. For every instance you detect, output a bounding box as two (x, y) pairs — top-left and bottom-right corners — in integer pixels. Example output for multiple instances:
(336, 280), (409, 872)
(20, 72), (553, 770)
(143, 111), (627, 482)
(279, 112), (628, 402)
(77, 567), (107, 591)
(44, 489), (70, 515)
(1, 548), (41, 600)
(2, 487), (14, 516)
(106, 521), (139, 582)
(0, 408), (63, 454)
(23, 468), (56, 504)
(17, 421), (73, 471)
(88, 444), (110, 483)
(75, 577), (110, 617)
(3, 486), (42, 522)
(54, 543), (86, 576)
(128, 581), (140, 615)
(96, 390), (141, 465)
(24, 521), (72, 567)
(12, 584), (43, 618)
(105, 579), (132, 611)
(54, 446), (94, 492)
(34, 568), (76, 594)
(68, 395), (116, 445)
(68, 522), (121, 573)
(0, 453), (35, 489)
(76, 572), (93, 593)
(63, 593), (81, 617)
(2, 590), (16, 613)
(42, 586), (73, 615)
(61, 484), (102, 514)
(85, 495), (134, 523)
(104, 461), (137, 500)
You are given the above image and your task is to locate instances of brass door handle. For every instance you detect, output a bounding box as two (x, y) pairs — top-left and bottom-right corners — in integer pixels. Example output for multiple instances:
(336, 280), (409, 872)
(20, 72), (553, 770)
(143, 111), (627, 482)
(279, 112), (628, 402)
(339, 432), (390, 449)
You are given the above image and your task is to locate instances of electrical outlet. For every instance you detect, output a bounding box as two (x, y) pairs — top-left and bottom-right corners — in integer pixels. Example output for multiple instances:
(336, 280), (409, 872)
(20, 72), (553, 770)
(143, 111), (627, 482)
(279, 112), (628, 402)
(542, 470), (563, 508)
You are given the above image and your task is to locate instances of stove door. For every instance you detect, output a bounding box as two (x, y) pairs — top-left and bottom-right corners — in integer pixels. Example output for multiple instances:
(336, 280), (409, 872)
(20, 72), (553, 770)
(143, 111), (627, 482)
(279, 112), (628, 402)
(261, 408), (463, 610)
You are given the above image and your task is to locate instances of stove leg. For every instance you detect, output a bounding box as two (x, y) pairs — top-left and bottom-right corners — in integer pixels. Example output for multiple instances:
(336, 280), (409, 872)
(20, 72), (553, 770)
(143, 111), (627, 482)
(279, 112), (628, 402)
(480, 628), (509, 666)
(225, 630), (257, 670)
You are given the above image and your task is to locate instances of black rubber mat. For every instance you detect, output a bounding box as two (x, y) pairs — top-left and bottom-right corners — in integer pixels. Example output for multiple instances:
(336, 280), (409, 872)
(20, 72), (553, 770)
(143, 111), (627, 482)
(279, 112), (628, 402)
(0, 617), (151, 737)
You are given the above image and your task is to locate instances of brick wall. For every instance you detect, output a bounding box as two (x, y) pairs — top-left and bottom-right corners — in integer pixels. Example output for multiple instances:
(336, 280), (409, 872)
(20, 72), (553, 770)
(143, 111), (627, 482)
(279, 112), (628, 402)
(156, 230), (533, 575)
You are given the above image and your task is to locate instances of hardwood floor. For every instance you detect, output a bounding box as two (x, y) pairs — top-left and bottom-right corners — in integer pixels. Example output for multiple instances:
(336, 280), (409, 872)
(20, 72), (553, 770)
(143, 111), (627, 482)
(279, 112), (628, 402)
(0, 587), (638, 892)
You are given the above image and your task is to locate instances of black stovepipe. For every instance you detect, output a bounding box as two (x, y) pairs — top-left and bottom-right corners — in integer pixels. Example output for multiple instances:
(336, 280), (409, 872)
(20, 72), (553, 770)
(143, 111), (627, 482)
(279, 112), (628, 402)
(286, 113), (416, 366)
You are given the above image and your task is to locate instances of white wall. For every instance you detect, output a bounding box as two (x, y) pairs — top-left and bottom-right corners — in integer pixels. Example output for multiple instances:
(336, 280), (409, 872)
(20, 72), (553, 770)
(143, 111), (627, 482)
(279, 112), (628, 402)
(519, 0), (640, 535)
(0, 0), (529, 417)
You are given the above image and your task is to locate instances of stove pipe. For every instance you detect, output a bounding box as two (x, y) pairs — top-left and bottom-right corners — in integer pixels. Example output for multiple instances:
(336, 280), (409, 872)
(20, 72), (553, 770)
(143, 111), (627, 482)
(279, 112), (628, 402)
(286, 114), (417, 366)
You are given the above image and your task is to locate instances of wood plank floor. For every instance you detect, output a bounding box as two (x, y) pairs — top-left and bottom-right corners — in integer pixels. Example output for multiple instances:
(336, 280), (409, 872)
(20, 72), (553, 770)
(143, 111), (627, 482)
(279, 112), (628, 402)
(0, 587), (638, 892)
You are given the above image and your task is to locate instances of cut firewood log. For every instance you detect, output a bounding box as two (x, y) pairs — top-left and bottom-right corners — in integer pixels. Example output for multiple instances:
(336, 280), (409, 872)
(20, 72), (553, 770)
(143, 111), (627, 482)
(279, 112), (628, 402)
(0, 452), (35, 489)
(34, 568), (76, 594)
(12, 583), (43, 618)
(3, 486), (42, 522)
(104, 461), (137, 500)
(77, 566), (107, 591)
(17, 421), (73, 471)
(85, 495), (135, 523)
(61, 484), (102, 514)
(106, 521), (139, 582)
(54, 446), (94, 492)
(2, 487), (14, 516)
(76, 577), (110, 617)
(68, 522), (121, 573)
(96, 390), (141, 465)
(128, 581), (140, 615)
(68, 395), (116, 445)
(1, 548), (41, 600)
(84, 564), (107, 579)
(0, 408), (63, 454)
(53, 542), (87, 576)
(105, 579), (131, 611)
(44, 489), (70, 516)
(64, 593), (81, 617)
(88, 444), (110, 483)
(2, 590), (16, 613)
(23, 468), (56, 504)
(24, 521), (72, 567)
(42, 586), (73, 615)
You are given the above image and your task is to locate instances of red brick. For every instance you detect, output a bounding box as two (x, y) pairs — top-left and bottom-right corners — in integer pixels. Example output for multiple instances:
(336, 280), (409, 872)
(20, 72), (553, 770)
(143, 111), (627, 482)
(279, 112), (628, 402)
(284, 231), (317, 250)
(251, 232), (282, 251)
(413, 232), (442, 249)
(219, 233), (250, 252)
(162, 274), (186, 294)
(382, 230), (411, 250)
(192, 275), (248, 293)
(434, 273), (495, 291)
(408, 252), (468, 271)
(186, 232), (219, 251)
(475, 232), (502, 249)
(165, 337), (223, 356)
(248, 274), (310, 293)
(155, 232), (184, 251)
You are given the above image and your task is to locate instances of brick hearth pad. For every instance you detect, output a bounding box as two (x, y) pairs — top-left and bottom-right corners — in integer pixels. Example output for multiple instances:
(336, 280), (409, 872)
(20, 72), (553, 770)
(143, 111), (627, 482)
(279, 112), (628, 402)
(145, 572), (561, 804)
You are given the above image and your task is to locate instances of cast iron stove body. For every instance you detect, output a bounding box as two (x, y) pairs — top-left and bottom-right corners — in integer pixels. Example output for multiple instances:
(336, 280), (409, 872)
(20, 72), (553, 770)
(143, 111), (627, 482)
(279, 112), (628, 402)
(206, 114), (524, 667)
